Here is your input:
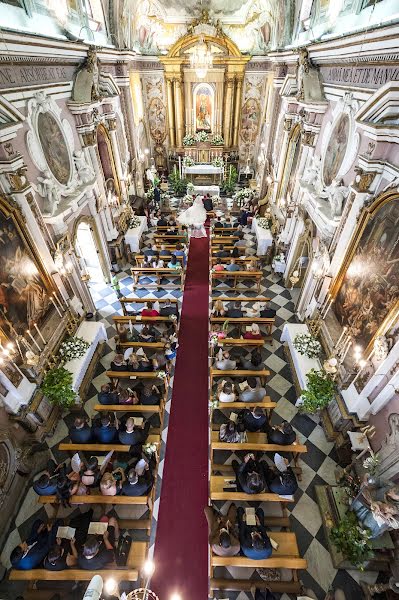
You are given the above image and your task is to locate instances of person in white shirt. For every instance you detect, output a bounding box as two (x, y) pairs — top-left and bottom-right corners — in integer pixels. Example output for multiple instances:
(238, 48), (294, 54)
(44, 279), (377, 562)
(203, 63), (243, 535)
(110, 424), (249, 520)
(218, 381), (236, 403)
(214, 350), (237, 371)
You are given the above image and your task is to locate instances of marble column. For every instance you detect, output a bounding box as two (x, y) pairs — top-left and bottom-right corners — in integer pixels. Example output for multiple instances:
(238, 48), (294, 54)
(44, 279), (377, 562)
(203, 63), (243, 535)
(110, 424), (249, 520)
(232, 76), (243, 147)
(166, 78), (176, 147)
(174, 76), (185, 148)
(223, 76), (235, 148)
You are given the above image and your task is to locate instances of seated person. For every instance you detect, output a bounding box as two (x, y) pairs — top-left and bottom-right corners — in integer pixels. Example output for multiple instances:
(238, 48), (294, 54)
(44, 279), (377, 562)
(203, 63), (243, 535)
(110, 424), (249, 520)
(33, 460), (65, 496)
(118, 388), (139, 405)
(264, 459), (298, 496)
(213, 216), (224, 230)
(69, 415), (92, 443)
(44, 537), (78, 570)
(216, 245), (230, 258)
(223, 216), (234, 231)
(212, 299), (225, 317)
(237, 506), (272, 559)
(110, 353), (127, 372)
(152, 257), (164, 269)
(159, 244), (170, 257)
(203, 195), (214, 212)
(127, 352), (153, 372)
(173, 243), (186, 266)
(260, 302), (277, 318)
(204, 504), (240, 557)
(78, 516), (120, 569)
(100, 471), (124, 496)
(266, 420), (296, 445)
(217, 381), (236, 403)
(219, 420), (241, 443)
(240, 349), (264, 371)
(167, 255), (180, 269)
(213, 260), (225, 272)
(56, 475), (77, 508)
(232, 454), (267, 494)
(139, 325), (158, 343)
(226, 301), (243, 318)
(140, 382), (161, 405)
(142, 301), (159, 317)
(239, 377), (267, 402)
(11, 519), (61, 569)
(231, 246), (240, 258)
(152, 349), (168, 370)
(243, 323), (263, 340)
(237, 209), (250, 227)
(119, 417), (151, 446)
(81, 456), (101, 488)
(246, 257), (258, 272)
(157, 216), (168, 227)
(93, 413), (118, 444)
(234, 232), (248, 249)
(143, 244), (158, 257)
(226, 258), (241, 272)
(115, 322), (135, 344)
(159, 300), (178, 317)
(164, 341), (177, 363)
(98, 383), (119, 405)
(245, 302), (261, 318)
(214, 350), (237, 371)
(239, 407), (268, 433)
(121, 462), (153, 497)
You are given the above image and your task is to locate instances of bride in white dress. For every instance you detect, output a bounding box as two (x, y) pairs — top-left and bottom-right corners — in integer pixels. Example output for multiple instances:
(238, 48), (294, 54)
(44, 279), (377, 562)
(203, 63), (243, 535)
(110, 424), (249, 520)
(177, 195), (207, 238)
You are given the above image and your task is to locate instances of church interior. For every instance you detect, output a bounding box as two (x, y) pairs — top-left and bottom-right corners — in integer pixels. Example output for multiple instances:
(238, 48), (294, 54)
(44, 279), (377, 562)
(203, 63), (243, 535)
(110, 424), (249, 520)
(0, 1), (398, 599)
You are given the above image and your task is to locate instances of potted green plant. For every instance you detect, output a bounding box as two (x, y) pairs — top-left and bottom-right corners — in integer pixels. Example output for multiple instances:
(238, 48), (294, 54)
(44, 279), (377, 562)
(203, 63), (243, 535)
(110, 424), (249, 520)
(299, 368), (335, 414)
(168, 168), (188, 197)
(330, 512), (374, 570)
(221, 165), (238, 196)
(41, 366), (76, 408)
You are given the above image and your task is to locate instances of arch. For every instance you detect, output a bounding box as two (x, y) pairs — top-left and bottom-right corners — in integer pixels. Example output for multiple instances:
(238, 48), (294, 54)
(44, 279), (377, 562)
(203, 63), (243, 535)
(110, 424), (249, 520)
(96, 123), (121, 201)
(287, 215), (314, 290)
(276, 123), (302, 205)
(72, 215), (110, 284)
(167, 32), (242, 59)
(331, 190), (399, 353)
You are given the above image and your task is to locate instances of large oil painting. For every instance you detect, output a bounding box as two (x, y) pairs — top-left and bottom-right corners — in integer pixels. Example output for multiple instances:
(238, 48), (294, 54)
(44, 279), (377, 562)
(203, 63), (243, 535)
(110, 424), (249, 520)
(240, 98), (260, 144)
(148, 97), (166, 142)
(333, 196), (399, 349)
(37, 112), (71, 186)
(0, 199), (51, 337)
(322, 113), (350, 186)
(195, 85), (213, 132)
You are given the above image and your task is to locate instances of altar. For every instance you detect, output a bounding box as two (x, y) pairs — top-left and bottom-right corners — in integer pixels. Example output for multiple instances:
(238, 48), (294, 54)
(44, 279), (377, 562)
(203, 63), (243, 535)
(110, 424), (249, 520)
(193, 185), (220, 196)
(64, 321), (107, 397)
(280, 323), (322, 395)
(251, 218), (274, 256)
(183, 164), (223, 185)
(124, 216), (148, 253)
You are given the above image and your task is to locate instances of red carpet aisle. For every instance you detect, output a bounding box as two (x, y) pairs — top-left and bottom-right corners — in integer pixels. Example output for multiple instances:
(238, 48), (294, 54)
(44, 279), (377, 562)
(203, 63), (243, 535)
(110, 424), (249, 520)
(151, 232), (210, 600)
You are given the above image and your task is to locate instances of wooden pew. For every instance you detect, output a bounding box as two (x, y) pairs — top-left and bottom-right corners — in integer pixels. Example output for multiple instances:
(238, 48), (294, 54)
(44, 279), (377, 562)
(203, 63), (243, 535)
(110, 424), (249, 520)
(94, 403), (162, 414)
(112, 315), (176, 328)
(210, 368), (269, 389)
(211, 270), (262, 292)
(59, 434), (160, 453)
(118, 342), (166, 349)
(210, 317), (274, 343)
(215, 338), (264, 347)
(105, 371), (167, 382)
(212, 296), (271, 302)
(130, 267), (184, 289)
(210, 579), (302, 595)
(212, 235), (239, 242)
(210, 257), (259, 267)
(38, 494), (151, 507)
(135, 254), (184, 267)
(210, 475), (294, 503)
(215, 398), (276, 419)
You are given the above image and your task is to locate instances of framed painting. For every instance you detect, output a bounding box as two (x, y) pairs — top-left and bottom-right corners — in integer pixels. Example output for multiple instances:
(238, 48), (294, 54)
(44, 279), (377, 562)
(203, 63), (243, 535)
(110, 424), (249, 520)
(194, 84), (213, 132)
(0, 196), (54, 339)
(240, 98), (260, 144)
(331, 192), (399, 352)
(148, 97), (166, 142)
(37, 111), (71, 186)
(322, 113), (350, 186)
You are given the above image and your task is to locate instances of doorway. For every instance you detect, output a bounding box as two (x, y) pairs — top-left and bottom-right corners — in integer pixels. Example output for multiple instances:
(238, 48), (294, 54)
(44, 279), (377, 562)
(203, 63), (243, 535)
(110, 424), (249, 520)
(75, 221), (105, 284)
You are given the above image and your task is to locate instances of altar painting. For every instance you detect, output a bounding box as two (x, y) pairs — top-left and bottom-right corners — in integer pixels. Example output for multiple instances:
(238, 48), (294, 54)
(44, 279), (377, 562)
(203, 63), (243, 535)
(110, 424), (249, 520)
(0, 198), (51, 337)
(148, 97), (166, 142)
(240, 98), (260, 144)
(37, 112), (71, 186)
(322, 113), (350, 186)
(195, 85), (213, 132)
(333, 196), (399, 349)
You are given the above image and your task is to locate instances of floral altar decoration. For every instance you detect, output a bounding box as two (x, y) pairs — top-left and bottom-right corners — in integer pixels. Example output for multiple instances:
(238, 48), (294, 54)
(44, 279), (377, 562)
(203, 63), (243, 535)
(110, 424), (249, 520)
(212, 134), (224, 146)
(233, 188), (254, 207)
(183, 134), (196, 146)
(293, 333), (322, 358)
(195, 131), (209, 143)
(256, 216), (272, 230)
(183, 156), (195, 168)
(59, 336), (90, 362)
(211, 157), (224, 169)
(128, 216), (142, 229)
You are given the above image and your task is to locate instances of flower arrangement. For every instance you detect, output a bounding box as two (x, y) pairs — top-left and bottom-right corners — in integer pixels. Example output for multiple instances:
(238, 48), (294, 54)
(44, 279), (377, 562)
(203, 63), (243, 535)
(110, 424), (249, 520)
(183, 156), (195, 168)
(275, 253), (285, 263)
(257, 217), (272, 230)
(330, 512), (373, 570)
(233, 188), (254, 207)
(157, 370), (167, 380)
(195, 130), (209, 143)
(209, 398), (219, 411)
(143, 442), (158, 457)
(145, 187), (154, 200)
(212, 134), (224, 146)
(169, 314), (177, 322)
(363, 454), (380, 476)
(59, 336), (90, 362)
(293, 333), (322, 359)
(337, 470), (361, 499)
(299, 369), (335, 414)
(183, 134), (196, 146)
(128, 216), (142, 229)
(41, 366), (76, 408)
(212, 157), (224, 169)
(187, 182), (195, 195)
(209, 334), (219, 346)
(168, 168), (188, 196)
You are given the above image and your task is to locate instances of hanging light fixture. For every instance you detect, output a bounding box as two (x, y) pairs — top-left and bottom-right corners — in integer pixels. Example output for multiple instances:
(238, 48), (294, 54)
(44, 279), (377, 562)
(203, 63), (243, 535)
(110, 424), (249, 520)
(190, 35), (213, 79)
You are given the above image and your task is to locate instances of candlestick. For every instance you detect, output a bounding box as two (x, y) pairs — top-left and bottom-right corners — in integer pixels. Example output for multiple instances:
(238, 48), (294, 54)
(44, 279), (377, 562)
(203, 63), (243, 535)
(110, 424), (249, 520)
(336, 326), (347, 348)
(322, 296), (334, 319)
(50, 297), (63, 317)
(26, 330), (41, 352)
(352, 359), (367, 386)
(53, 293), (65, 311)
(15, 338), (24, 361)
(33, 323), (46, 345)
(341, 339), (352, 362)
(20, 337), (33, 352)
(10, 360), (25, 379)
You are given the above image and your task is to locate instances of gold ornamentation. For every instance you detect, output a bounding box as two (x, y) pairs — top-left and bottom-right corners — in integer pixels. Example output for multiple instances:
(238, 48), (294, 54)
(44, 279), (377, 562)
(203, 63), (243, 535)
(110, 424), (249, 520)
(283, 118), (293, 132)
(107, 118), (117, 131)
(6, 167), (28, 192)
(353, 167), (377, 193)
(81, 131), (96, 147)
(301, 129), (316, 147)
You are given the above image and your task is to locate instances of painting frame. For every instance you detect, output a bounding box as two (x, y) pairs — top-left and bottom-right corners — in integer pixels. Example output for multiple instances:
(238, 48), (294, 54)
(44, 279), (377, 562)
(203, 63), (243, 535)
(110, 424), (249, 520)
(0, 195), (55, 342)
(330, 190), (399, 354)
(193, 83), (214, 133)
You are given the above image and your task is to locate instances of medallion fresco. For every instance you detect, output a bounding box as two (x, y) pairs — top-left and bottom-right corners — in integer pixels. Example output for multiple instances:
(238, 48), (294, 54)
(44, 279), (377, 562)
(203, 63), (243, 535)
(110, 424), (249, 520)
(322, 113), (350, 186)
(37, 112), (72, 186)
(334, 197), (399, 348)
(148, 97), (167, 142)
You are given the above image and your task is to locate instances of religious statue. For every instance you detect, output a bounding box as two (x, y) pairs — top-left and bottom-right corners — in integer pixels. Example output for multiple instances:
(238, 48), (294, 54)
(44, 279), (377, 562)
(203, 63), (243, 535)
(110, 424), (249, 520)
(72, 46), (101, 103)
(301, 155), (324, 196)
(296, 47), (325, 103)
(297, 48), (310, 101)
(25, 350), (39, 367)
(326, 179), (348, 218)
(36, 170), (62, 216)
(352, 483), (399, 538)
(73, 150), (95, 184)
(374, 335), (389, 362)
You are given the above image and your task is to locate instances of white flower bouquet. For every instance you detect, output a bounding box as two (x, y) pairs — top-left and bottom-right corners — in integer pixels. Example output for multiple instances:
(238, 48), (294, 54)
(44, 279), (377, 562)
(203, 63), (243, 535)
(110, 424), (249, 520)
(145, 188), (154, 200)
(293, 333), (322, 359)
(183, 134), (196, 146)
(209, 398), (219, 411)
(59, 336), (90, 362)
(363, 454), (380, 475)
(195, 130), (209, 143)
(257, 217), (272, 230)
(275, 252), (285, 262)
(212, 134), (224, 146)
(128, 216), (142, 229)
(169, 314), (177, 321)
(183, 156), (195, 168)
(233, 188), (254, 207)
(209, 334), (219, 346)
(157, 370), (167, 380)
(187, 182), (195, 195)
(143, 442), (157, 457)
(212, 157), (224, 169)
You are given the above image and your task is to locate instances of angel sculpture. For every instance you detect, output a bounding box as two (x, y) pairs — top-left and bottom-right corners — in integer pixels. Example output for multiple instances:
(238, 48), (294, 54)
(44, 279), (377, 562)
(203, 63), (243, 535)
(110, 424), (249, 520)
(326, 179), (348, 218)
(36, 170), (61, 216)
(73, 150), (95, 184)
(301, 155), (322, 194)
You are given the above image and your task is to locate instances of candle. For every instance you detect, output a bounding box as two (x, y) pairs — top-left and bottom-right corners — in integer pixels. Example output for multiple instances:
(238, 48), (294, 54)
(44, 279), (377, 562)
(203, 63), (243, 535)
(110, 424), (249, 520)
(53, 293), (66, 311)
(178, 156), (182, 178)
(15, 338), (24, 361)
(352, 359), (367, 386)
(21, 337), (33, 352)
(33, 323), (46, 345)
(336, 326), (347, 348)
(10, 360), (25, 379)
(26, 330), (41, 352)
(50, 297), (63, 317)
(341, 339), (352, 362)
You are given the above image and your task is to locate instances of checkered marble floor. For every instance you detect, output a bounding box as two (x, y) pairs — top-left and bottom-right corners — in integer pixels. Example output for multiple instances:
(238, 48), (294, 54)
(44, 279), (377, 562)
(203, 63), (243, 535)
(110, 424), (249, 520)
(1, 224), (375, 599)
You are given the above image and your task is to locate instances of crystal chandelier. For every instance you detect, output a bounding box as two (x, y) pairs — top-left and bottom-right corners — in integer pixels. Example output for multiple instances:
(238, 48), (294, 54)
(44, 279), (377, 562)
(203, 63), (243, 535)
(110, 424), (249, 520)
(190, 36), (213, 79)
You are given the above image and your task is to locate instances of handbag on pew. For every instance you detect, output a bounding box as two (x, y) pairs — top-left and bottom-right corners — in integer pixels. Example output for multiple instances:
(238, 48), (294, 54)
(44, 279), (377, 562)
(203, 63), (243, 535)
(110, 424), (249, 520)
(115, 532), (132, 566)
(257, 567), (281, 582)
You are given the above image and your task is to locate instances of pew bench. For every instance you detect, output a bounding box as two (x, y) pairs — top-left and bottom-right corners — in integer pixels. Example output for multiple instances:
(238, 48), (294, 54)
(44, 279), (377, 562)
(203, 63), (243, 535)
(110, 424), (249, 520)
(209, 579), (302, 594)
(210, 368), (269, 389)
(210, 317), (274, 343)
(130, 267), (184, 289)
(38, 494), (152, 509)
(59, 433), (160, 454)
(112, 315), (176, 327)
(214, 398), (276, 419)
(212, 296), (271, 303)
(134, 254), (184, 268)
(211, 270), (262, 292)
(106, 370), (167, 381)
(94, 403), (162, 414)
(118, 342), (166, 349)
(210, 475), (295, 503)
